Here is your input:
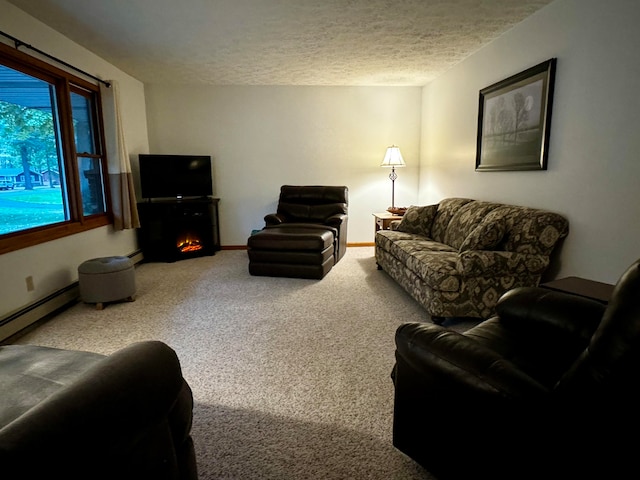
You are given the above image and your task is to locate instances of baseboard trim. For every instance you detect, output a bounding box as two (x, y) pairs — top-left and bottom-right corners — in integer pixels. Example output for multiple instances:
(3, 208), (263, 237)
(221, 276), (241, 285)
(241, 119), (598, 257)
(129, 249), (144, 264)
(0, 250), (144, 343)
(0, 284), (80, 343)
(223, 243), (374, 250)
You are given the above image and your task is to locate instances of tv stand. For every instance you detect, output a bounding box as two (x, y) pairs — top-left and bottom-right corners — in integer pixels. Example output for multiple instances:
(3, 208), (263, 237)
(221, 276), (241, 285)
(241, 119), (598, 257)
(137, 197), (220, 263)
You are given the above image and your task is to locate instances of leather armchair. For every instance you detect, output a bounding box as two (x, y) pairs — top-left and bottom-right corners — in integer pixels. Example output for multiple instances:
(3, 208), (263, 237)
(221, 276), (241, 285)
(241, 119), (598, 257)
(0, 341), (197, 480)
(392, 259), (640, 479)
(264, 185), (348, 262)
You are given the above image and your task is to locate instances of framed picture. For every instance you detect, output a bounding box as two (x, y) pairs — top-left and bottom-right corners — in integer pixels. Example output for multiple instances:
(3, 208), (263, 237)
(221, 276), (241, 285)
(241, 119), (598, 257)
(475, 58), (556, 171)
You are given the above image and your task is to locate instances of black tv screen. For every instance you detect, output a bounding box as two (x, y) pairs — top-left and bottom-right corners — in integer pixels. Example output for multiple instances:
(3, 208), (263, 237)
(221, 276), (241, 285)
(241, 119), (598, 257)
(139, 154), (213, 199)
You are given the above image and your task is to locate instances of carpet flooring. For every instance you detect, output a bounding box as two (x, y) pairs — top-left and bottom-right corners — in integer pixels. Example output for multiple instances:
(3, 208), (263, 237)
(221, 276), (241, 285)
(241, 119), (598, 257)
(12, 247), (478, 479)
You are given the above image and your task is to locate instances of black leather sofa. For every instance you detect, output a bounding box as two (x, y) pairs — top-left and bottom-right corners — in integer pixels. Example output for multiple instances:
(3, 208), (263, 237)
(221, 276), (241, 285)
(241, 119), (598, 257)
(392, 259), (640, 479)
(0, 340), (197, 479)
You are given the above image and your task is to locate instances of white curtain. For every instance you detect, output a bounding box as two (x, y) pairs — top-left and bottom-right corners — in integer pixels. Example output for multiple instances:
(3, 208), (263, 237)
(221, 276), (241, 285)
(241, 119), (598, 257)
(100, 80), (140, 230)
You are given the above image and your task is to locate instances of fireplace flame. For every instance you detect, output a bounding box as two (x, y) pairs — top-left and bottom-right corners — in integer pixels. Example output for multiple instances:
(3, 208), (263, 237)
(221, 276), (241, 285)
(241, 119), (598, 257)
(177, 235), (203, 253)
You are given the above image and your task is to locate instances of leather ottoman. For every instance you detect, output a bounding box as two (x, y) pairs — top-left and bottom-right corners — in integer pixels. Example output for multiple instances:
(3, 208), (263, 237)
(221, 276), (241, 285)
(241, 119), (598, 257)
(247, 226), (335, 279)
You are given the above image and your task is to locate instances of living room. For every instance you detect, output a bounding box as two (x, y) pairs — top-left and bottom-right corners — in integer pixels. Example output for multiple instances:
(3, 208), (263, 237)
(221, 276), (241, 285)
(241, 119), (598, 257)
(1, 0), (638, 338)
(1, 0), (639, 477)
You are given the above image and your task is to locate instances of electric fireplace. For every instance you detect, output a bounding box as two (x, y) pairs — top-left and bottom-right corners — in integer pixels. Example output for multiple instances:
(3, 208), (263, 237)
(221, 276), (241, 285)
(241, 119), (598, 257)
(137, 198), (220, 263)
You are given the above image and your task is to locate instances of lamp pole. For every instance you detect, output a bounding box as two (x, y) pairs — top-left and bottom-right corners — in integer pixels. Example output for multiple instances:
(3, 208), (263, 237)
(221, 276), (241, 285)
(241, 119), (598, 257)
(389, 166), (398, 209)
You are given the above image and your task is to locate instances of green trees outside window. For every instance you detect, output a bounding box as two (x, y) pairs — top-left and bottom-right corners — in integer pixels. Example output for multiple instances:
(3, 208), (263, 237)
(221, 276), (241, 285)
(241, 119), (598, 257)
(0, 42), (110, 253)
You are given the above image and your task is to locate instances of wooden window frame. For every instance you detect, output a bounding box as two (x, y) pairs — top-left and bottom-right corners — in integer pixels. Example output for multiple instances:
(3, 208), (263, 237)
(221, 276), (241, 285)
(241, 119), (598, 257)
(0, 42), (111, 255)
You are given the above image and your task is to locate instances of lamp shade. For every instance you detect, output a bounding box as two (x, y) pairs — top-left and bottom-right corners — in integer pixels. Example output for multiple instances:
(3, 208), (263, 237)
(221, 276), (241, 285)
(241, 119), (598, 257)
(380, 145), (406, 168)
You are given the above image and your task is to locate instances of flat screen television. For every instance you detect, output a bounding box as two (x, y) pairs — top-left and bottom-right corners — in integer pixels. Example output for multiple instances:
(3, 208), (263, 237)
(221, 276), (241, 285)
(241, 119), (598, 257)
(139, 154), (213, 199)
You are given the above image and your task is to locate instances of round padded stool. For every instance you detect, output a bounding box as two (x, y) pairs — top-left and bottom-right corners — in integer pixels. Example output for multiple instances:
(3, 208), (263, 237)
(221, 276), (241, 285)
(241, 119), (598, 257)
(78, 256), (136, 310)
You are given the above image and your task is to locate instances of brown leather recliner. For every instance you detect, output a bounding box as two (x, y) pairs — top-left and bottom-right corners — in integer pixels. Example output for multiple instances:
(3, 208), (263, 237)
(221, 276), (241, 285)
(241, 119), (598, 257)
(247, 186), (348, 279)
(392, 259), (640, 479)
(0, 341), (197, 480)
(264, 185), (349, 262)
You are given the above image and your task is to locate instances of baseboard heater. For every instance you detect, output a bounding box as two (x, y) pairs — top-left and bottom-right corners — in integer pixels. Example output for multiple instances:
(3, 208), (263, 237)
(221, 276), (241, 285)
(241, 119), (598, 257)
(0, 250), (143, 343)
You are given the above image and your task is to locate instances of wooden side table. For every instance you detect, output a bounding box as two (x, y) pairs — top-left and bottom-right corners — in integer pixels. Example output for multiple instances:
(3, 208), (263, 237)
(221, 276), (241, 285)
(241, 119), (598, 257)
(373, 212), (403, 232)
(540, 276), (615, 304)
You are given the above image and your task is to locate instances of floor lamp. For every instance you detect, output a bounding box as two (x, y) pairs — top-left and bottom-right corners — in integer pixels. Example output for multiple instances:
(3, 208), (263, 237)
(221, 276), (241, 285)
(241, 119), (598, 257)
(380, 145), (406, 212)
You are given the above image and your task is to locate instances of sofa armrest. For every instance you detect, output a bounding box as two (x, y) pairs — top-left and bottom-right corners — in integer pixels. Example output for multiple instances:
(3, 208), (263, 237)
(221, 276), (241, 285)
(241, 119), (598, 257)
(325, 213), (347, 228)
(456, 250), (549, 277)
(394, 322), (548, 399)
(264, 213), (286, 225)
(496, 287), (605, 343)
(0, 341), (194, 479)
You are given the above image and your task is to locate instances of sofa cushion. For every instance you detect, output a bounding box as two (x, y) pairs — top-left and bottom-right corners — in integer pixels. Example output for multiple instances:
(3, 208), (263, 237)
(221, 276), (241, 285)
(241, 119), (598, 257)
(496, 206), (570, 255)
(376, 231), (460, 291)
(459, 211), (507, 252)
(376, 229), (422, 251)
(406, 250), (461, 291)
(396, 204), (438, 236)
(430, 198), (474, 244)
(0, 345), (105, 428)
(376, 230), (456, 257)
(444, 201), (502, 250)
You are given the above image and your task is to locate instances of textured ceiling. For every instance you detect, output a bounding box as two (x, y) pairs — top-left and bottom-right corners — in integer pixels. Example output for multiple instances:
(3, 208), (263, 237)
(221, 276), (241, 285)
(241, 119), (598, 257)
(6, 0), (553, 86)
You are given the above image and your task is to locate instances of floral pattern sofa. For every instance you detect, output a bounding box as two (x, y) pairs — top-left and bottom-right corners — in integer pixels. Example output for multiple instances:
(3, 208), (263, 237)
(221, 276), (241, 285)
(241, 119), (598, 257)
(375, 198), (569, 320)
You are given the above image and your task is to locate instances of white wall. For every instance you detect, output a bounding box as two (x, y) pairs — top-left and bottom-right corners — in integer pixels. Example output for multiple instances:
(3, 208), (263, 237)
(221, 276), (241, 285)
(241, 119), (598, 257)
(420, 0), (640, 284)
(144, 85), (422, 245)
(0, 1), (149, 322)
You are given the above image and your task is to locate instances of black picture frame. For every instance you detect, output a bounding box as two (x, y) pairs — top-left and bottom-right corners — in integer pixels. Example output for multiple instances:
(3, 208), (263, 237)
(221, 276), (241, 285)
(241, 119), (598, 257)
(475, 58), (556, 171)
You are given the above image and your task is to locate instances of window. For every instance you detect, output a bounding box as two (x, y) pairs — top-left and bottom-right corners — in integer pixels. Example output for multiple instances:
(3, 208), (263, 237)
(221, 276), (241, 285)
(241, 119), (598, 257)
(0, 42), (110, 254)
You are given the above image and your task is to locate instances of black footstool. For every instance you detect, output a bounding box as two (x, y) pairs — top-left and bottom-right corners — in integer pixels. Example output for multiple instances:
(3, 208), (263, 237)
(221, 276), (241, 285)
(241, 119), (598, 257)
(247, 226), (335, 279)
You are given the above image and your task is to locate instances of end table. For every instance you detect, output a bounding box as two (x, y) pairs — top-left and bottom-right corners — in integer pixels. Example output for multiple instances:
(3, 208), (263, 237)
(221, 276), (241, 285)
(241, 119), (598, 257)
(540, 276), (615, 304)
(373, 212), (403, 233)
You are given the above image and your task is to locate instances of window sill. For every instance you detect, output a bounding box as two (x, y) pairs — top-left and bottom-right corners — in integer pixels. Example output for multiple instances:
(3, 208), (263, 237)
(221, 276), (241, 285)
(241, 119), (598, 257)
(0, 216), (112, 255)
